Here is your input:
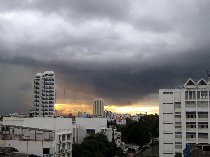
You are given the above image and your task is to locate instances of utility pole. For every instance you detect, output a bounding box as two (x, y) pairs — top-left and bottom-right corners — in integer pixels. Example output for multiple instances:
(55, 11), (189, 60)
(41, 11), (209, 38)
(64, 89), (66, 105)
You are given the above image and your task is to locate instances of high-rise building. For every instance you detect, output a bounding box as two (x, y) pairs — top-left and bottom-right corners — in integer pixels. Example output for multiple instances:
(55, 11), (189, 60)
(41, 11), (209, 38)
(33, 71), (55, 117)
(159, 77), (210, 157)
(93, 98), (104, 116)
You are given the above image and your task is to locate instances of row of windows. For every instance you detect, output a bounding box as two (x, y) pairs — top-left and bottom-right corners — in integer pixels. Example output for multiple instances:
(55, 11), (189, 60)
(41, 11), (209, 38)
(163, 122), (173, 124)
(164, 132), (173, 134)
(185, 91), (210, 100)
(164, 153), (173, 154)
(163, 92), (173, 94)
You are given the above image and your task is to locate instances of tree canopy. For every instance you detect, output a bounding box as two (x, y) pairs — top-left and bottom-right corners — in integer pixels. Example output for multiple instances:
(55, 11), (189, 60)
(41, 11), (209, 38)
(73, 133), (117, 157)
(117, 114), (159, 147)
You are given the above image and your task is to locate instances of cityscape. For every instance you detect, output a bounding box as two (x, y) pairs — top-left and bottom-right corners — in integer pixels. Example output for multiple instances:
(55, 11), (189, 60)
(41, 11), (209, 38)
(1, 0), (210, 157)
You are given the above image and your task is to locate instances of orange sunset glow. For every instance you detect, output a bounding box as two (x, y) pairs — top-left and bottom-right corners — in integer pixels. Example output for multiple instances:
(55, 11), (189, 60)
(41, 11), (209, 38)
(54, 103), (159, 115)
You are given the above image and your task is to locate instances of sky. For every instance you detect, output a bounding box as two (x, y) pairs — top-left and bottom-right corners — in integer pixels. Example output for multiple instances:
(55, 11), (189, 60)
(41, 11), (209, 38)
(1, 0), (210, 115)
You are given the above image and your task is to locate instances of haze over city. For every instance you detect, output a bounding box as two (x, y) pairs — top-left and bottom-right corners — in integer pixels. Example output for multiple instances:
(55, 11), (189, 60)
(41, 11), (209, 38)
(1, 0), (210, 115)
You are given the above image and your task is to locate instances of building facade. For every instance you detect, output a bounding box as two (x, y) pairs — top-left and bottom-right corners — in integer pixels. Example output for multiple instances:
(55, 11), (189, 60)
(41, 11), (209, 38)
(93, 98), (104, 116)
(73, 118), (107, 144)
(159, 78), (210, 157)
(72, 118), (122, 146)
(33, 71), (55, 117)
(0, 117), (73, 157)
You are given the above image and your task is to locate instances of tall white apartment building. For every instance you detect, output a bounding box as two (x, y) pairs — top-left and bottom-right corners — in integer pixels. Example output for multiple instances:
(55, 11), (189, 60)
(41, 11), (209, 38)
(93, 98), (104, 116)
(33, 71), (55, 117)
(159, 78), (210, 157)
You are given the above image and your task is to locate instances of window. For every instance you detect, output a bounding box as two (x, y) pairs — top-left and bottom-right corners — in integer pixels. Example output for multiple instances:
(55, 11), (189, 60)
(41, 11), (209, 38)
(67, 134), (70, 140)
(191, 125), (196, 128)
(174, 102), (181, 108)
(189, 91), (193, 99)
(164, 153), (173, 154)
(62, 134), (65, 141)
(197, 91), (200, 99)
(86, 129), (95, 135)
(163, 92), (173, 94)
(175, 153), (182, 157)
(164, 132), (173, 134)
(43, 148), (50, 154)
(193, 91), (196, 99)
(185, 91), (188, 99)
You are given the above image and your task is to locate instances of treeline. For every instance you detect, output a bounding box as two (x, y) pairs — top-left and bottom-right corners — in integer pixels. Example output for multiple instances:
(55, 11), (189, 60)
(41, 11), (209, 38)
(117, 114), (159, 147)
(73, 133), (125, 157)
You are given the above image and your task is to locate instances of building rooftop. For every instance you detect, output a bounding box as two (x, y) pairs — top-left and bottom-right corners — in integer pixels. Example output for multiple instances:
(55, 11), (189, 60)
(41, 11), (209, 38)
(0, 147), (18, 154)
(184, 78), (209, 88)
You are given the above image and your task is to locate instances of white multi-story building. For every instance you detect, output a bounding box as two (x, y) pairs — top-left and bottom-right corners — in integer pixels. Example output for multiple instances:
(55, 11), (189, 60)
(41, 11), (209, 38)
(72, 118), (122, 146)
(159, 78), (210, 157)
(106, 128), (122, 147)
(73, 118), (107, 144)
(0, 117), (73, 157)
(33, 71), (55, 117)
(93, 98), (104, 116)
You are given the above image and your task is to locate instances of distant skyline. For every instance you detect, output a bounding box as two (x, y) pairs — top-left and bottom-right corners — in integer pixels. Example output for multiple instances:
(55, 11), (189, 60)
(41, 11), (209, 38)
(55, 104), (159, 115)
(1, 0), (210, 115)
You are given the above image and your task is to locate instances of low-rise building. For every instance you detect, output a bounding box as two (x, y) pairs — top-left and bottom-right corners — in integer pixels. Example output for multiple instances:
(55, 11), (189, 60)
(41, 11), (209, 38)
(105, 128), (122, 147)
(0, 117), (73, 157)
(72, 118), (122, 146)
(73, 118), (107, 144)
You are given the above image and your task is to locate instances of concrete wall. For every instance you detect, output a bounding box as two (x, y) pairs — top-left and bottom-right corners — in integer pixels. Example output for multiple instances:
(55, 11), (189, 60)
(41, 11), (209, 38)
(3, 117), (73, 132)
(0, 140), (53, 156)
(75, 118), (107, 143)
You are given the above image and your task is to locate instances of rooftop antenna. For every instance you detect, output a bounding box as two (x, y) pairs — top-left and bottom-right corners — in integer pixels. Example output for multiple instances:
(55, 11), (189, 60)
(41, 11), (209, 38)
(64, 89), (66, 105)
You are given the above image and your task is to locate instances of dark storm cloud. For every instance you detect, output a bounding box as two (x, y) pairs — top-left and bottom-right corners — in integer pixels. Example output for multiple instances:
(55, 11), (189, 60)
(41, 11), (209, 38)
(1, 0), (210, 114)
(0, 0), (131, 21)
(17, 82), (32, 91)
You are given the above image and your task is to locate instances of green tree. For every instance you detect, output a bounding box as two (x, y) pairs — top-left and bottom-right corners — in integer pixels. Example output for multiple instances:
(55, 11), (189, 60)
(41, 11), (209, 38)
(117, 114), (159, 147)
(73, 133), (117, 157)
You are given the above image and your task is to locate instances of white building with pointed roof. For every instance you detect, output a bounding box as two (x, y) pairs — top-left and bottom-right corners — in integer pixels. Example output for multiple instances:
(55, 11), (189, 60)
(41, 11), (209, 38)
(159, 77), (210, 157)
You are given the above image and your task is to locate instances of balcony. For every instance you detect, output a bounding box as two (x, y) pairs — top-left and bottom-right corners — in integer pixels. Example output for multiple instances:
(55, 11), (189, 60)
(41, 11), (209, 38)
(175, 128), (182, 132)
(198, 138), (208, 143)
(175, 135), (182, 140)
(186, 118), (196, 122)
(198, 122), (208, 132)
(198, 112), (208, 122)
(198, 128), (208, 133)
(186, 127), (196, 132)
(197, 101), (208, 108)
(175, 144), (182, 152)
(175, 108), (181, 113)
(198, 133), (208, 143)
(198, 118), (208, 122)
(175, 117), (181, 122)
(186, 138), (196, 143)
(186, 132), (196, 143)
